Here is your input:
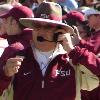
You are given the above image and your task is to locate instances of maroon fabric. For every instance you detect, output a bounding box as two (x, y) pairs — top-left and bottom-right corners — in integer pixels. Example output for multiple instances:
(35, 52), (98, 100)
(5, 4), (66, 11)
(63, 11), (86, 23)
(0, 47), (76, 100)
(34, 2), (62, 22)
(14, 49), (76, 100)
(79, 30), (100, 55)
(81, 86), (100, 100)
(0, 45), (100, 100)
(6, 29), (32, 45)
(69, 46), (100, 75)
(0, 29), (32, 95)
(0, 0), (6, 2)
(79, 30), (100, 100)
(0, 6), (33, 22)
(0, 29), (32, 61)
(0, 34), (8, 39)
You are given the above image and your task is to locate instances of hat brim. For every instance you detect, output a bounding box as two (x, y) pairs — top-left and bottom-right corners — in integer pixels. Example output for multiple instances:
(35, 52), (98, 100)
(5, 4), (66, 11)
(20, 18), (74, 33)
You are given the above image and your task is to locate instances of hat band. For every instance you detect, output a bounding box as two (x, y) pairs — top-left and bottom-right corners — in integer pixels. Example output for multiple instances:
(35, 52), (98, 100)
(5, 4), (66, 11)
(35, 13), (62, 22)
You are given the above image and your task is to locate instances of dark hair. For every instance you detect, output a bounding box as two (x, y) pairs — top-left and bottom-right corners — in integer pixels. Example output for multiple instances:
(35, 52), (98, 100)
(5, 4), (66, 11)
(63, 18), (77, 26)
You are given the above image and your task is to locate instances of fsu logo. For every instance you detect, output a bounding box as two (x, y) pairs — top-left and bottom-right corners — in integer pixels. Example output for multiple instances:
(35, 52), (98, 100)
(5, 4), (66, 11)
(55, 69), (71, 77)
(40, 14), (49, 19)
(51, 63), (71, 78)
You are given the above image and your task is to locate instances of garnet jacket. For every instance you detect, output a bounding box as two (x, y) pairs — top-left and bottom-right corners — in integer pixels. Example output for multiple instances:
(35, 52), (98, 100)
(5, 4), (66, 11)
(0, 45), (100, 100)
(79, 30), (100, 100)
(0, 29), (32, 97)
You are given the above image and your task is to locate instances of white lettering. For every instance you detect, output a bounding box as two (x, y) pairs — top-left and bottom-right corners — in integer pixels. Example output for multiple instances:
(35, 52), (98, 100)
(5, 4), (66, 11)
(55, 70), (60, 76)
(60, 71), (65, 76)
(66, 70), (70, 76)
(55, 69), (71, 77)
(40, 14), (49, 19)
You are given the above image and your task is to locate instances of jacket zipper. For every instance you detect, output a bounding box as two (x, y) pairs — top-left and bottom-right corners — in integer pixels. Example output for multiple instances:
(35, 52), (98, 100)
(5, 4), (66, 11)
(42, 80), (44, 88)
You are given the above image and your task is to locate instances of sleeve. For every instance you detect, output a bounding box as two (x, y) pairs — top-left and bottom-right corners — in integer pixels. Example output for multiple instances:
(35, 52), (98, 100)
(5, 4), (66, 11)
(0, 65), (12, 95)
(68, 46), (100, 76)
(0, 42), (25, 95)
(0, 44), (22, 95)
(0, 45), (16, 95)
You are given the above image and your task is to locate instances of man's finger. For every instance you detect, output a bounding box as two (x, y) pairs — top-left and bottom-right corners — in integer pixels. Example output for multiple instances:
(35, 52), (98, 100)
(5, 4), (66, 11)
(7, 57), (24, 63)
(72, 25), (79, 35)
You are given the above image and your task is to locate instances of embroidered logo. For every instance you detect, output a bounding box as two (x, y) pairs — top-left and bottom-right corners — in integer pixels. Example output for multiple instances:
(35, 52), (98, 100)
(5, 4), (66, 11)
(55, 69), (71, 77)
(40, 14), (49, 19)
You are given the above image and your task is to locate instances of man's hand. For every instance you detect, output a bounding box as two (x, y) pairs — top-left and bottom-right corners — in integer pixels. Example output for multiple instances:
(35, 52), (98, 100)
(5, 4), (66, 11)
(71, 26), (82, 46)
(58, 33), (74, 53)
(55, 26), (81, 53)
(4, 56), (24, 77)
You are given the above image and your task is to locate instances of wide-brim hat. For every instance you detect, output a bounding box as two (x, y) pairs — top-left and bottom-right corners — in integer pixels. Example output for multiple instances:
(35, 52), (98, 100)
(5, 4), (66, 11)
(20, 1), (74, 33)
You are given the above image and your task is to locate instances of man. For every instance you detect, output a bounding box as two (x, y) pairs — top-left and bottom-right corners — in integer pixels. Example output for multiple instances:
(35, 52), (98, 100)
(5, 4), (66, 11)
(79, 8), (100, 55)
(0, 5), (33, 58)
(79, 8), (100, 100)
(0, 4), (13, 35)
(0, 4), (13, 37)
(0, 4), (13, 57)
(0, 5), (33, 100)
(0, 2), (99, 100)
